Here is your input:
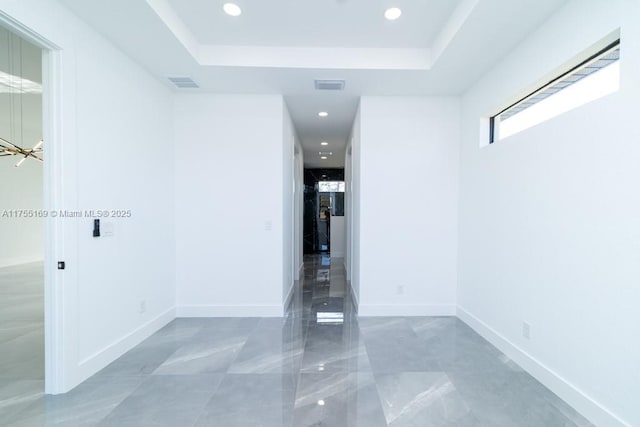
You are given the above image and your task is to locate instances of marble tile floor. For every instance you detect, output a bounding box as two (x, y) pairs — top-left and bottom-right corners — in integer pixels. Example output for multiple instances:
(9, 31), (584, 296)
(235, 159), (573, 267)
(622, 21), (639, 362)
(1, 256), (594, 426)
(0, 262), (45, 425)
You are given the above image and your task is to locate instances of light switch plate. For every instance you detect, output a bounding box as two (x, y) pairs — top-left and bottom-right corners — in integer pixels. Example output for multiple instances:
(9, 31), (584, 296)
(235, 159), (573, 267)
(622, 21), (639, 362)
(102, 222), (115, 237)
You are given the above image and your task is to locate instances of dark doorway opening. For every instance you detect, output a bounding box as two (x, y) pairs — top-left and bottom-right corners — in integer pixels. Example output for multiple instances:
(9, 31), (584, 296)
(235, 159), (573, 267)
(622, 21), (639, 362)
(303, 168), (344, 254)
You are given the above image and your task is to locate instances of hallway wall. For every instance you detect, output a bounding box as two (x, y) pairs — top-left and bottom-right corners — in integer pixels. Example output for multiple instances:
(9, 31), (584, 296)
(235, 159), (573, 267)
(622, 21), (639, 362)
(283, 101), (304, 307)
(0, 0), (176, 393)
(174, 94), (287, 317)
(357, 96), (460, 316)
(345, 104), (361, 304)
(458, 1), (640, 425)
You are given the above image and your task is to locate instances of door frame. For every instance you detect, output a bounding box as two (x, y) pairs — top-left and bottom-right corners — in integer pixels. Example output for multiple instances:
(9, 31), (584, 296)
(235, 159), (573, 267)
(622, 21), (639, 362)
(0, 11), (66, 394)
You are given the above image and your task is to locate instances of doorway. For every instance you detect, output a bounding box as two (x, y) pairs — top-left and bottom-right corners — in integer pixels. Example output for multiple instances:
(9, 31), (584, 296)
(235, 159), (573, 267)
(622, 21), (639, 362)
(303, 168), (345, 256)
(0, 13), (65, 396)
(0, 25), (46, 406)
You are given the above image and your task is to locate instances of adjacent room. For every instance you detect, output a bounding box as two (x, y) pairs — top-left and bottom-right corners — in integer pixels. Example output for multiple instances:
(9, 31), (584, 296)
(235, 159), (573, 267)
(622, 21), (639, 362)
(0, 24), (45, 418)
(0, 0), (638, 426)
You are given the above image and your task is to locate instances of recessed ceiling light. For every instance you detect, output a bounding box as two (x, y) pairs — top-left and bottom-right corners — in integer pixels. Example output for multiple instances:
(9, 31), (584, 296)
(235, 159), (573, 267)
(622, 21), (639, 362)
(223, 3), (242, 16)
(321, 156), (328, 160)
(321, 141), (329, 146)
(318, 111), (329, 117)
(385, 7), (402, 20)
(317, 400), (325, 406)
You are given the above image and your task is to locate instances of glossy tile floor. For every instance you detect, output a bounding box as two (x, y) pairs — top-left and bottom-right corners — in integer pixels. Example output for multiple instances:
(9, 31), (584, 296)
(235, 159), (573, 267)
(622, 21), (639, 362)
(2, 256), (594, 426)
(0, 262), (44, 425)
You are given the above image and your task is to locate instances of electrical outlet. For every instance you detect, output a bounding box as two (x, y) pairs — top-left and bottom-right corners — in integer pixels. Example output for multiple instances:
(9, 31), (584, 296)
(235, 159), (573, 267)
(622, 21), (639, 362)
(396, 285), (404, 295)
(139, 300), (146, 314)
(522, 322), (531, 340)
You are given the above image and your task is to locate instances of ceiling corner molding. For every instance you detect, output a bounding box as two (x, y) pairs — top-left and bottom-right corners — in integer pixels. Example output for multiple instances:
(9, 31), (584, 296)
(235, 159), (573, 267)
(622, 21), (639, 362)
(431, 0), (481, 65)
(145, 0), (201, 59)
(198, 46), (431, 70)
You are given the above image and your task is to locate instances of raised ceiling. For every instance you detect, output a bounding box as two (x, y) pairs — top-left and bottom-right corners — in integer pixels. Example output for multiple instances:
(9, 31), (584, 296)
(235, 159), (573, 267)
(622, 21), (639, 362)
(166, 0), (461, 48)
(60, 0), (568, 168)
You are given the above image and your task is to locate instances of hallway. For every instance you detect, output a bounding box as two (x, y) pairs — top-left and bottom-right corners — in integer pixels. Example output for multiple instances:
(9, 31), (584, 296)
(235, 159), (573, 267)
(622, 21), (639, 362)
(3, 256), (591, 426)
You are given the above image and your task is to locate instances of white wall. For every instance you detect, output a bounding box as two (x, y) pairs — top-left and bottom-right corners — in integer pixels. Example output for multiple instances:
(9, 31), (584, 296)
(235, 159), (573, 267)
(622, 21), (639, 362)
(329, 215), (345, 259)
(357, 96), (459, 316)
(0, 160), (43, 268)
(0, 28), (43, 267)
(174, 94), (286, 317)
(345, 104), (361, 305)
(0, 0), (176, 393)
(283, 101), (304, 308)
(458, 1), (640, 426)
(294, 141), (304, 281)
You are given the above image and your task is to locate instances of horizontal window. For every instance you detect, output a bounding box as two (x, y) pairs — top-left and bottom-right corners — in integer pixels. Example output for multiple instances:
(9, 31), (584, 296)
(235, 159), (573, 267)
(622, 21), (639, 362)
(318, 181), (345, 193)
(490, 40), (620, 143)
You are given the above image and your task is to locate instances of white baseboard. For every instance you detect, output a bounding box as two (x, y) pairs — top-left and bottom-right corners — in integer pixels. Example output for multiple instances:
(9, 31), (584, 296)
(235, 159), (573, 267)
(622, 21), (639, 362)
(283, 281), (296, 312)
(74, 306), (175, 390)
(349, 281), (359, 313)
(457, 306), (629, 427)
(358, 304), (456, 316)
(177, 304), (284, 317)
(0, 256), (44, 269)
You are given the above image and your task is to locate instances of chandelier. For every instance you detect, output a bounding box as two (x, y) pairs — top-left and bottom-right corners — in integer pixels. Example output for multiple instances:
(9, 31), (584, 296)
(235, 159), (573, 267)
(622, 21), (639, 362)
(1, 26), (43, 168)
(0, 137), (43, 167)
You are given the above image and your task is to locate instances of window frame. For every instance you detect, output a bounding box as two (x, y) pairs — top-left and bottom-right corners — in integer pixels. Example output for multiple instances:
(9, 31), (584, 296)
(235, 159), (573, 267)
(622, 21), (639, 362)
(489, 39), (621, 144)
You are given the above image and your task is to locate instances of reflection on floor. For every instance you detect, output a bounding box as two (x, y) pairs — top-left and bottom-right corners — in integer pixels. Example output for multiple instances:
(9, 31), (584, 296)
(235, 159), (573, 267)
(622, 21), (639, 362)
(0, 262), (44, 424)
(2, 255), (593, 426)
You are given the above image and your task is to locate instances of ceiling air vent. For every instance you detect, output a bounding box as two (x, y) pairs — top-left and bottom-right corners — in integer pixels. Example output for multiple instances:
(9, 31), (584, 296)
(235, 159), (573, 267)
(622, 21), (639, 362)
(314, 79), (345, 91)
(168, 77), (199, 89)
